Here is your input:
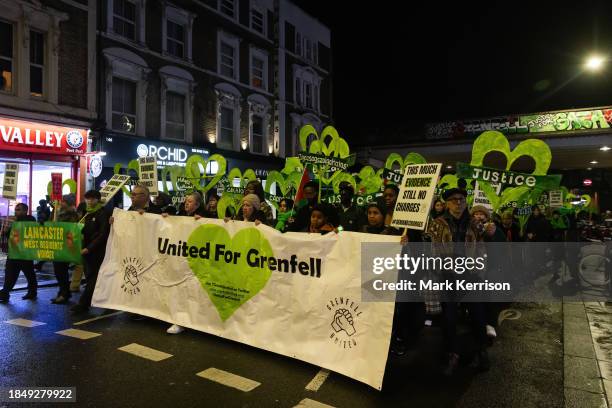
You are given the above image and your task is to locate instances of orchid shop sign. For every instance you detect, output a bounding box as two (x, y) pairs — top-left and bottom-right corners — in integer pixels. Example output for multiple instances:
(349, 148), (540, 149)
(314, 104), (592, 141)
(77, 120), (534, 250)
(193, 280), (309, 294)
(426, 107), (612, 139)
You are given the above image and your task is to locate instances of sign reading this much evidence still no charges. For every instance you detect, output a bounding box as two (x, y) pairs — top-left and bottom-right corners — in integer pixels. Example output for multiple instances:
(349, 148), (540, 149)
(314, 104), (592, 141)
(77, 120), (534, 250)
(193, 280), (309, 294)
(391, 163), (442, 230)
(137, 156), (158, 197)
(100, 174), (131, 203)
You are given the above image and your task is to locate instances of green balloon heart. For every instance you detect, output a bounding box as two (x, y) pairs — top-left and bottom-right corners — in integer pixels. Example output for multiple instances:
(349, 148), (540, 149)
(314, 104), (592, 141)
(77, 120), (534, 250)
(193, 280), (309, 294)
(470, 131), (553, 211)
(298, 125), (351, 187)
(187, 224), (273, 321)
(160, 165), (187, 194)
(264, 170), (302, 211)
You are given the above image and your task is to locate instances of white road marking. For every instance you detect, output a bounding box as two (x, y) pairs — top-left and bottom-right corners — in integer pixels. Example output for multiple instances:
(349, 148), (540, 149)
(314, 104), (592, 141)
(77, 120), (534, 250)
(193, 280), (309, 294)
(294, 398), (336, 408)
(118, 343), (173, 362)
(196, 367), (261, 392)
(73, 311), (124, 326)
(305, 369), (330, 391)
(4, 318), (46, 327)
(56, 328), (101, 340)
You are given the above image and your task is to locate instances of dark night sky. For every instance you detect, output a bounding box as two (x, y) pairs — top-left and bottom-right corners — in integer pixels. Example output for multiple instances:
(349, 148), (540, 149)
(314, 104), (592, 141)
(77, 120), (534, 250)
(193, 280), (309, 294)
(294, 1), (612, 144)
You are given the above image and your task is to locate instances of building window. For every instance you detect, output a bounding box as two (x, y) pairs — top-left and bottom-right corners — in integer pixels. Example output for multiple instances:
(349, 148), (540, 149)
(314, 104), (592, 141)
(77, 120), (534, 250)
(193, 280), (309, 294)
(219, 106), (234, 147)
(295, 78), (301, 105)
(251, 7), (264, 34)
(314, 85), (319, 111)
(220, 0), (236, 18)
(251, 115), (264, 154)
(0, 21), (13, 93)
(166, 20), (184, 58)
(29, 31), (45, 97)
(304, 82), (312, 109)
(305, 37), (311, 61)
(295, 32), (301, 56)
(111, 77), (137, 133)
(218, 33), (239, 80)
(165, 92), (185, 140)
(313, 43), (318, 64)
(113, 0), (136, 40)
(250, 48), (267, 90)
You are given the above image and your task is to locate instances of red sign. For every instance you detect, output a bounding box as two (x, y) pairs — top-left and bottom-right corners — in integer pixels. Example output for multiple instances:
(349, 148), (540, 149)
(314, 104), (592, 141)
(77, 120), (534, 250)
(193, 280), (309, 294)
(583, 179), (593, 186)
(51, 173), (63, 201)
(0, 117), (87, 155)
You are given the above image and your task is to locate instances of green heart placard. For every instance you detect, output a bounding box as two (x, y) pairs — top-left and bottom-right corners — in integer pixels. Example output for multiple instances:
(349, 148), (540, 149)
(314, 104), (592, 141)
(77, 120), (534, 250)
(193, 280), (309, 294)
(46, 178), (77, 198)
(187, 224), (273, 321)
(227, 167), (257, 188)
(470, 131), (554, 211)
(186, 154), (227, 194)
(217, 194), (242, 219)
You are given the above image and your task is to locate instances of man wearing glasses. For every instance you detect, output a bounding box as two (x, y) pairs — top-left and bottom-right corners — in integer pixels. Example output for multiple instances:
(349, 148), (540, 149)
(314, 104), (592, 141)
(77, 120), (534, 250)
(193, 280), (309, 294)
(128, 185), (161, 214)
(427, 187), (489, 376)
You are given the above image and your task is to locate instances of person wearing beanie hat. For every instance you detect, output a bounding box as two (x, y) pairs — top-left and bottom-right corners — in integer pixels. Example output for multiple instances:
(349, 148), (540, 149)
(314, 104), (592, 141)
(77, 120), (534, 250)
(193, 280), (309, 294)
(239, 194), (262, 222)
(469, 205), (491, 221)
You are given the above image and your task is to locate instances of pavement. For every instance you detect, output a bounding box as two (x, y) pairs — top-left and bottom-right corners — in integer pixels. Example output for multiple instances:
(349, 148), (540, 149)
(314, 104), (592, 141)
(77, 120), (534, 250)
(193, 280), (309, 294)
(0, 285), (566, 408)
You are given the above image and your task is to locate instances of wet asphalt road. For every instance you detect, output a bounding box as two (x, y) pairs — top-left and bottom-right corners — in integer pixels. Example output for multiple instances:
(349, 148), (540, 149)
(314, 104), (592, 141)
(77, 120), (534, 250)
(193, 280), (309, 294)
(0, 287), (563, 408)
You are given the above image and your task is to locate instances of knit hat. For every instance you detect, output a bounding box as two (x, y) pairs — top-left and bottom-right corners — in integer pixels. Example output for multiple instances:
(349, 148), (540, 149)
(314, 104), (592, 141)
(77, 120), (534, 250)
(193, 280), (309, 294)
(442, 188), (467, 201)
(470, 205), (490, 220)
(62, 193), (76, 207)
(242, 194), (261, 211)
(367, 200), (387, 217)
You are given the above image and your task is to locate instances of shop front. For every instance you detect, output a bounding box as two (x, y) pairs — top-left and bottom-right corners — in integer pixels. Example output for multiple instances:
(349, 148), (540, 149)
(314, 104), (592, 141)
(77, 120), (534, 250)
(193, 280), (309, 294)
(0, 117), (88, 217)
(98, 133), (284, 208)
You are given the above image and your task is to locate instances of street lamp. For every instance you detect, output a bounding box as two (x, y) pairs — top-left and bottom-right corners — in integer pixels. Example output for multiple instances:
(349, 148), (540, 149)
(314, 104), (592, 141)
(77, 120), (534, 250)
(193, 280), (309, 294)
(585, 55), (605, 71)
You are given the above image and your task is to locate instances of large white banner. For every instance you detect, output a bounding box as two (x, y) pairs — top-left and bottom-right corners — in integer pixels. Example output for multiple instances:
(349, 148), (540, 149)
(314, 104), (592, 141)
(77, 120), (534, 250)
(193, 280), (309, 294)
(93, 209), (399, 389)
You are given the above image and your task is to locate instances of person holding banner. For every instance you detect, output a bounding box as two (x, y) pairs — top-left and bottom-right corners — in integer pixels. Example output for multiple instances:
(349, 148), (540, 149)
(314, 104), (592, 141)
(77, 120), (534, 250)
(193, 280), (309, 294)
(333, 182), (365, 232)
(50, 194), (79, 304)
(128, 185), (162, 215)
(238, 181), (274, 226)
(203, 190), (220, 219)
(304, 203), (336, 234)
(70, 190), (110, 314)
(286, 181), (319, 232)
(234, 194), (265, 224)
(0, 203), (37, 303)
(275, 198), (295, 231)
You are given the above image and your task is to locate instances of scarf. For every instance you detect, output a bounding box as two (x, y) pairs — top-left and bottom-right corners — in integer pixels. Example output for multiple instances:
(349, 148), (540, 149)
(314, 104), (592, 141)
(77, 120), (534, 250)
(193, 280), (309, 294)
(86, 203), (103, 214)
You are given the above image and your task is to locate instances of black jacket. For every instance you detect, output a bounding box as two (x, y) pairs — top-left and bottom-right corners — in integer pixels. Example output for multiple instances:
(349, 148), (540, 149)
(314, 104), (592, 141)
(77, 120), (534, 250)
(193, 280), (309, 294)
(334, 203), (366, 232)
(82, 208), (110, 260)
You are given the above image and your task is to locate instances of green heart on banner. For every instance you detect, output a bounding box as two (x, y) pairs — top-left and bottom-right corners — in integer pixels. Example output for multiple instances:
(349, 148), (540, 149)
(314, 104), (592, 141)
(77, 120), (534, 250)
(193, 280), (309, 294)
(281, 157), (304, 175)
(185, 154), (227, 194)
(187, 224), (273, 321)
(331, 172), (357, 194)
(469, 131), (554, 211)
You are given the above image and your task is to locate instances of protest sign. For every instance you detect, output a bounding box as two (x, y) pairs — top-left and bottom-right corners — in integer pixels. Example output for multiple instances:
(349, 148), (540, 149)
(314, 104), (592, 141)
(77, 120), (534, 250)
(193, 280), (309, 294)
(100, 174), (131, 203)
(93, 210), (399, 390)
(51, 173), (63, 201)
(390, 163), (442, 230)
(2, 163), (18, 200)
(472, 181), (501, 211)
(8, 221), (83, 263)
(137, 156), (158, 197)
(549, 190), (563, 208)
(456, 162), (561, 190)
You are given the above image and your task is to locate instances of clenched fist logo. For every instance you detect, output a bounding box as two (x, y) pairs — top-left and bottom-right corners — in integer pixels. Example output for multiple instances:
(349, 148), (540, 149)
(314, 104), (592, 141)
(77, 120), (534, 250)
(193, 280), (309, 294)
(124, 264), (140, 286)
(331, 308), (356, 336)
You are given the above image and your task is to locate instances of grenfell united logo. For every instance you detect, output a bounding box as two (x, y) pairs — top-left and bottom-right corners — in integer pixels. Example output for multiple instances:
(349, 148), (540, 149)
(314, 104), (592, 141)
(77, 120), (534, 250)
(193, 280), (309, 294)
(327, 296), (362, 349)
(121, 257), (144, 295)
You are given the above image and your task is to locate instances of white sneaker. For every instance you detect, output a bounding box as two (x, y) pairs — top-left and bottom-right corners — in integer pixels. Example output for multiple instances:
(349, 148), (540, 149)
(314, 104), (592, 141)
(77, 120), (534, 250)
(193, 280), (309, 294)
(486, 325), (497, 338)
(166, 324), (184, 334)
